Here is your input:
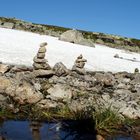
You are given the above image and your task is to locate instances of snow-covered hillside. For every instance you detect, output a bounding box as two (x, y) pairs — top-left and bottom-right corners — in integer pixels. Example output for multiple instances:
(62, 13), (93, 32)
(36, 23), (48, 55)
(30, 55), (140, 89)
(0, 27), (139, 73)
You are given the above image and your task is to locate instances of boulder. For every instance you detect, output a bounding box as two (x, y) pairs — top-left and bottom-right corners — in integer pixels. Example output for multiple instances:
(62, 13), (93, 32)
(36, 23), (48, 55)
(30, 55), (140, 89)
(0, 76), (43, 104)
(47, 84), (72, 101)
(59, 30), (83, 43)
(53, 62), (69, 76)
(3, 22), (14, 29)
(78, 38), (95, 47)
(59, 30), (95, 47)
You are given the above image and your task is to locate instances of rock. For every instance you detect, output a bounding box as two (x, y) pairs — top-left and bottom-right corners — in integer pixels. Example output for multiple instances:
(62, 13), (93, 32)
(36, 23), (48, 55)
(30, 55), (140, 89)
(10, 65), (33, 73)
(37, 53), (45, 58)
(33, 69), (54, 77)
(33, 42), (52, 76)
(59, 30), (95, 47)
(134, 68), (139, 73)
(33, 63), (51, 70)
(0, 77), (11, 92)
(0, 64), (10, 74)
(114, 54), (119, 58)
(95, 39), (104, 44)
(72, 54), (87, 75)
(78, 38), (95, 47)
(33, 56), (47, 63)
(0, 76), (43, 104)
(36, 99), (58, 109)
(0, 94), (7, 106)
(59, 30), (83, 43)
(3, 22), (14, 29)
(131, 73), (140, 84)
(38, 46), (46, 53)
(94, 73), (115, 86)
(14, 81), (43, 104)
(47, 84), (72, 101)
(53, 62), (69, 76)
(40, 42), (47, 47)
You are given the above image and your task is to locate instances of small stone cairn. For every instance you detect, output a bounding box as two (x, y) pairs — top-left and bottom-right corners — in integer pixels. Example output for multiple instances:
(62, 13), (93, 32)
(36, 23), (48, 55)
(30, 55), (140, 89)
(72, 54), (87, 74)
(33, 42), (54, 77)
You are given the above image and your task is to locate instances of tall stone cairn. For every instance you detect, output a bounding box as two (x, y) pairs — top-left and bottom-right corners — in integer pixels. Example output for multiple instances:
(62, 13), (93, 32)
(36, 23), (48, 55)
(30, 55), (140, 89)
(72, 54), (87, 75)
(33, 42), (51, 70)
(33, 42), (54, 77)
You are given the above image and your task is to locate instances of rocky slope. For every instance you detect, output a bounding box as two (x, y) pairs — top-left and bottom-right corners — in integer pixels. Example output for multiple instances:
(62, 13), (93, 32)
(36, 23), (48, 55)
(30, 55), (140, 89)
(0, 60), (140, 119)
(0, 17), (140, 52)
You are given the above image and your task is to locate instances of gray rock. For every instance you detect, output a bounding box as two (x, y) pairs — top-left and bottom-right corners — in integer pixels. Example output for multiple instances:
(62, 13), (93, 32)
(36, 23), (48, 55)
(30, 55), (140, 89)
(33, 56), (47, 63)
(0, 94), (7, 106)
(59, 30), (83, 43)
(33, 69), (54, 77)
(38, 46), (46, 53)
(37, 53), (45, 58)
(77, 38), (95, 47)
(0, 76), (43, 104)
(59, 30), (95, 47)
(47, 84), (72, 101)
(72, 54), (87, 75)
(3, 22), (14, 29)
(40, 42), (47, 47)
(0, 64), (10, 74)
(53, 62), (69, 76)
(94, 73), (115, 86)
(33, 63), (51, 70)
(36, 99), (58, 109)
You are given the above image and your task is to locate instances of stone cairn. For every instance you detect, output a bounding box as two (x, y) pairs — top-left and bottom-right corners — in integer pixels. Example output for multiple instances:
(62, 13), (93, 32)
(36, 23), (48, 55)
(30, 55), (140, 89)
(33, 42), (53, 77)
(72, 54), (87, 74)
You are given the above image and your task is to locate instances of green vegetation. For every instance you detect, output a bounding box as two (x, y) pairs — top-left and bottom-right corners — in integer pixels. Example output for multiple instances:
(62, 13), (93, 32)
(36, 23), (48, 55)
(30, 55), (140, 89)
(42, 105), (124, 134)
(131, 38), (140, 47)
(93, 107), (122, 134)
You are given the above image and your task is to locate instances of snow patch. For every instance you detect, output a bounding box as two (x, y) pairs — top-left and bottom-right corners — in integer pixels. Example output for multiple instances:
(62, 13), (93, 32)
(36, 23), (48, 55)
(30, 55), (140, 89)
(0, 27), (140, 73)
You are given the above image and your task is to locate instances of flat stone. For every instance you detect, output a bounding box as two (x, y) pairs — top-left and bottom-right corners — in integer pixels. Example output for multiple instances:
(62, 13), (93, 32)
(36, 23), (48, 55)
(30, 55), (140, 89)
(75, 62), (85, 68)
(33, 69), (54, 77)
(40, 42), (47, 47)
(33, 63), (51, 70)
(37, 52), (45, 58)
(47, 84), (72, 101)
(38, 46), (46, 53)
(33, 56), (47, 63)
(76, 59), (87, 63)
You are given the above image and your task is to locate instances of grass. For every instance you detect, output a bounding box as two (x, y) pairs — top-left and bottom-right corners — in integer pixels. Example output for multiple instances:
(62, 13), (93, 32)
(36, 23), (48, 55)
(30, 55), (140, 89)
(93, 107), (122, 134)
(43, 105), (92, 121)
(43, 105), (124, 135)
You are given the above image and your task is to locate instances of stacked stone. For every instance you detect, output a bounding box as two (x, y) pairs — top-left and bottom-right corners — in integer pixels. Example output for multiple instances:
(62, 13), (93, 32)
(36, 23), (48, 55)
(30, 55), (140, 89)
(33, 42), (54, 77)
(72, 54), (87, 74)
(33, 42), (51, 70)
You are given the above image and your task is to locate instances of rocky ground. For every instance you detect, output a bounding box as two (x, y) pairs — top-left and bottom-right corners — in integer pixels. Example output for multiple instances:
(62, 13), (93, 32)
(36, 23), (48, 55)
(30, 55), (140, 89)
(0, 61), (140, 119)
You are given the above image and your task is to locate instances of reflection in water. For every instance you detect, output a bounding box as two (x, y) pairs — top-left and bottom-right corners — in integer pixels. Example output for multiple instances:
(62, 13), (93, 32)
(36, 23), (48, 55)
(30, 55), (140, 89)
(0, 120), (137, 140)
(30, 122), (42, 140)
